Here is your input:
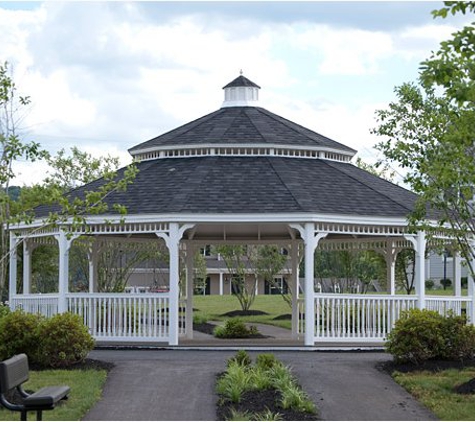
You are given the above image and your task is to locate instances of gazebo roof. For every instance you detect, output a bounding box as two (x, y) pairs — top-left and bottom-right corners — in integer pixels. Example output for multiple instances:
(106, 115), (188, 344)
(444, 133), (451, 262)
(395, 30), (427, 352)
(128, 106), (356, 157)
(33, 74), (422, 224)
(35, 155), (418, 219)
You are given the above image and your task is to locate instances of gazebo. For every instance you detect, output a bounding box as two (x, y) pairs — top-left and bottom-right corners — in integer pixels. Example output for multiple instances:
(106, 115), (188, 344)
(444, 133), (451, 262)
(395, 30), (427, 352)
(8, 74), (474, 346)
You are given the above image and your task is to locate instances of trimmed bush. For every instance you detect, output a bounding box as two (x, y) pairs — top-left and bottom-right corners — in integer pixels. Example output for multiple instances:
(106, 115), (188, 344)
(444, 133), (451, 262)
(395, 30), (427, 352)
(441, 278), (452, 290)
(0, 303), (10, 320)
(0, 310), (42, 362)
(214, 318), (260, 339)
(425, 279), (435, 290)
(461, 277), (468, 289)
(439, 313), (475, 361)
(35, 312), (95, 368)
(386, 309), (475, 364)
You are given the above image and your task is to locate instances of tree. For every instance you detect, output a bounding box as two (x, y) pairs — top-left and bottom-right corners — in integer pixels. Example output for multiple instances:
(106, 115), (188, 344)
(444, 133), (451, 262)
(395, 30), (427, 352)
(372, 2), (475, 273)
(192, 250), (208, 294)
(0, 62), (48, 300)
(214, 245), (258, 312)
(395, 249), (416, 294)
(255, 245), (289, 306)
(0, 62), (138, 300)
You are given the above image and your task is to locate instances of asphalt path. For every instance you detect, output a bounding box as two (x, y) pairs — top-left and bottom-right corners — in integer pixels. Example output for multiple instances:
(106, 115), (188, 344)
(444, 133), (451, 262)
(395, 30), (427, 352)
(83, 349), (437, 421)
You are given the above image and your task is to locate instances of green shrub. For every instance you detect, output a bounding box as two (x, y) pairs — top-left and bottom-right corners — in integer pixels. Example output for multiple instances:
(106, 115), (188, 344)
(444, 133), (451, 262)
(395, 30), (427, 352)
(439, 313), (475, 361)
(441, 278), (452, 290)
(461, 277), (468, 289)
(386, 309), (445, 364)
(425, 279), (435, 290)
(0, 303), (10, 320)
(214, 318), (260, 338)
(386, 309), (475, 364)
(0, 310), (42, 362)
(35, 312), (95, 368)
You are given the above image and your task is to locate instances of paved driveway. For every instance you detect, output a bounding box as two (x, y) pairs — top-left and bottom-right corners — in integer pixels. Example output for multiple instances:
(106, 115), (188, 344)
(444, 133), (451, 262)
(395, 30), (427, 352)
(83, 349), (437, 421)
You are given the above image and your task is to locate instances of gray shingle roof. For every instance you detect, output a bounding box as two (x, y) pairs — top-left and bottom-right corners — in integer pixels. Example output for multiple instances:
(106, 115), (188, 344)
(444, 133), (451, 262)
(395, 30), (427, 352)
(128, 107), (356, 154)
(223, 75), (261, 89)
(34, 156), (418, 219)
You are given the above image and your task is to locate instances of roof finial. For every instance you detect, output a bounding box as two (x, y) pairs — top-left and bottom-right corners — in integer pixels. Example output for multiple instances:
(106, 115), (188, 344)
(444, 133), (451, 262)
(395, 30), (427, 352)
(239, 69), (243, 76)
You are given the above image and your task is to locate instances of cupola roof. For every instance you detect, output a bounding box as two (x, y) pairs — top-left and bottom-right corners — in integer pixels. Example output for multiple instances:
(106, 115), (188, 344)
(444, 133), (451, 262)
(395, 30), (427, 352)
(129, 74), (356, 162)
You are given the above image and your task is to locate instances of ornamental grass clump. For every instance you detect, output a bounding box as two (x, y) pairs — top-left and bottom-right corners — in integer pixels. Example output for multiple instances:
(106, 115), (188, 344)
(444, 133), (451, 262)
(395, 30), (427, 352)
(216, 351), (318, 421)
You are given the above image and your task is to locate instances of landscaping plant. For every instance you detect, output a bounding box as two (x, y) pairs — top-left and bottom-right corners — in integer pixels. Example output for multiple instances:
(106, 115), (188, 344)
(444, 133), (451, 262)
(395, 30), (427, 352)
(214, 318), (260, 339)
(216, 351), (317, 421)
(0, 309), (95, 368)
(386, 309), (475, 364)
(0, 310), (42, 362)
(35, 312), (95, 368)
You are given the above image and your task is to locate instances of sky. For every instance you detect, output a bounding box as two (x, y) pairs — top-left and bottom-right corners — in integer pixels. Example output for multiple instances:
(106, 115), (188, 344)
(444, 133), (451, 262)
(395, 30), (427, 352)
(0, 0), (471, 186)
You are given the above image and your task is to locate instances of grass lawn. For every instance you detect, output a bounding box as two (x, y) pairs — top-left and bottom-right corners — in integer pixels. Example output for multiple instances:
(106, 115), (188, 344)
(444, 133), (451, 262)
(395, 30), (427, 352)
(0, 369), (107, 421)
(193, 295), (294, 330)
(393, 368), (475, 421)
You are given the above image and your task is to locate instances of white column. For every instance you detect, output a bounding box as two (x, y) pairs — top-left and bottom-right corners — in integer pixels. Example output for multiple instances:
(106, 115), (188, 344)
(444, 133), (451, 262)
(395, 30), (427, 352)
(385, 241), (397, 295)
(9, 232), (18, 303)
(219, 272), (223, 296)
(185, 243), (194, 339)
(156, 223), (194, 346)
(291, 240), (300, 339)
(415, 231), (427, 309)
(88, 240), (99, 293)
(468, 242), (475, 324)
(302, 224), (327, 346)
(453, 251), (462, 296)
(54, 231), (78, 314)
(23, 239), (32, 295)
(55, 232), (75, 313)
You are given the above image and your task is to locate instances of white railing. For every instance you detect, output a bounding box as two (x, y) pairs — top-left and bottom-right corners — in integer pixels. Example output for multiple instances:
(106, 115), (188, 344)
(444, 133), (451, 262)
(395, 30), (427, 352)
(67, 293), (175, 342)
(426, 296), (472, 318)
(314, 294), (418, 342)
(10, 294), (59, 318)
(9, 293), (184, 343)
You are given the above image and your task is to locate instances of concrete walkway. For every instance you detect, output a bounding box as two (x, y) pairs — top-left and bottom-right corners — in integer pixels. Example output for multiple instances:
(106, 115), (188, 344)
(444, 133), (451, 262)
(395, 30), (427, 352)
(83, 349), (437, 421)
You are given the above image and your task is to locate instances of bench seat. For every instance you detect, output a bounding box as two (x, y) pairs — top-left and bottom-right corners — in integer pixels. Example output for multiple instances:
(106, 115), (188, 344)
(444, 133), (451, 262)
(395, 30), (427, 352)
(23, 386), (70, 408)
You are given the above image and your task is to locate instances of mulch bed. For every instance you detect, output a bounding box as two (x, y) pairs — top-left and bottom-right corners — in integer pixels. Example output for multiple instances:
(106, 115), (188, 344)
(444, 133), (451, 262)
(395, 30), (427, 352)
(193, 322), (270, 338)
(273, 313), (292, 321)
(377, 359), (475, 396)
(217, 388), (319, 421)
(194, 322), (218, 335)
(220, 310), (269, 317)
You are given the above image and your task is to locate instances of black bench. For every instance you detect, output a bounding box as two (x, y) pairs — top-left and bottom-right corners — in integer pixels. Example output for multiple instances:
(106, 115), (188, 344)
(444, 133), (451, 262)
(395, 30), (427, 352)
(0, 354), (70, 421)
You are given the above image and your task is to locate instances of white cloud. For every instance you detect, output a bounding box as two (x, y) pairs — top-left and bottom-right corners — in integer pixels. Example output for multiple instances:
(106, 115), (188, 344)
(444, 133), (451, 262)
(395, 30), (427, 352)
(0, 1), (465, 187)
(290, 24), (394, 75)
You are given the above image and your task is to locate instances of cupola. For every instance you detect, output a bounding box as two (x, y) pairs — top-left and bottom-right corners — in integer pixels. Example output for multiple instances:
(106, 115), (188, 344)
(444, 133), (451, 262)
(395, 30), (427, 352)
(221, 72), (260, 108)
